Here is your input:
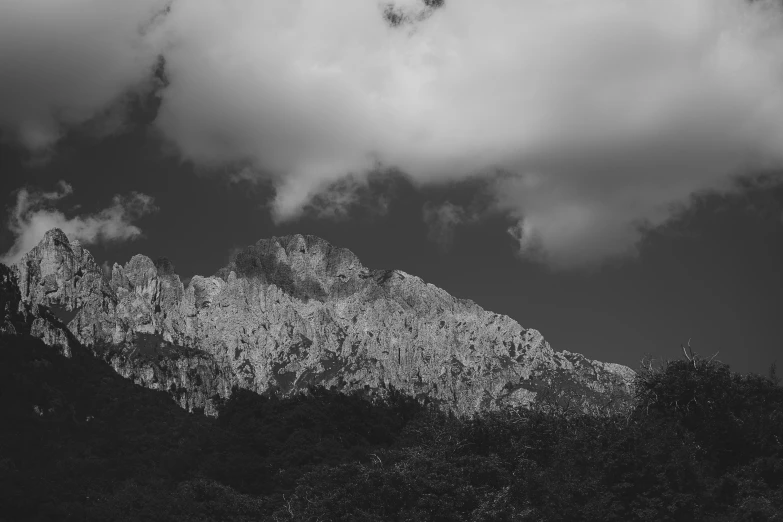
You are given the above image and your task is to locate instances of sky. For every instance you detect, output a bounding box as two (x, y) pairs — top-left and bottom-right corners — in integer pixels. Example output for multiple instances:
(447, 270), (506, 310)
(1, 0), (781, 376)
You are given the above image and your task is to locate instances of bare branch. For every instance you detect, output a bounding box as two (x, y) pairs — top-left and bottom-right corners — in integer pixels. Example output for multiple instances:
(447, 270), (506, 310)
(681, 340), (692, 362)
(681, 338), (697, 368)
(688, 338), (697, 368)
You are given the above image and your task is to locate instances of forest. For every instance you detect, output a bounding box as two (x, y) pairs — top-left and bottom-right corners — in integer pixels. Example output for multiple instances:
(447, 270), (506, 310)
(1, 333), (781, 521)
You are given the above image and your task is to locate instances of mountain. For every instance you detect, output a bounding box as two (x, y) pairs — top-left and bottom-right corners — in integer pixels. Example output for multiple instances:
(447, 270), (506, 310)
(3, 228), (634, 415)
(4, 231), (781, 521)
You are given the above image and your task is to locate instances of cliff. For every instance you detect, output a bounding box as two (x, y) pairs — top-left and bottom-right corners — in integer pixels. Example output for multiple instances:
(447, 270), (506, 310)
(5, 228), (635, 415)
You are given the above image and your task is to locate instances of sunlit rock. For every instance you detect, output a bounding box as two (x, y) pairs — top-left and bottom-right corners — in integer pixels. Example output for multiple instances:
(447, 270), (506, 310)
(7, 228), (635, 415)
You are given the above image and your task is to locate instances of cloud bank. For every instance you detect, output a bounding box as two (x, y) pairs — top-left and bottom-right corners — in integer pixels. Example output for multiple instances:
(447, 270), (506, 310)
(3, 0), (783, 267)
(1, 182), (157, 264)
(0, 0), (169, 154)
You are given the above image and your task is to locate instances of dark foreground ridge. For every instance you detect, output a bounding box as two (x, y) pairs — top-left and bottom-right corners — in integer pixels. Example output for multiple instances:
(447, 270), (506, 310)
(4, 228), (634, 415)
(1, 332), (781, 521)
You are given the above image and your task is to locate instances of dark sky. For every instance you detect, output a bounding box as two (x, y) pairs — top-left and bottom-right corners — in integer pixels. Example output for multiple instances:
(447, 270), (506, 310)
(1, 0), (782, 376)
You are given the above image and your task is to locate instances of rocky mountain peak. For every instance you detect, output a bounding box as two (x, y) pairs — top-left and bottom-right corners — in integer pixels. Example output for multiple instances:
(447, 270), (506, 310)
(123, 254), (159, 287)
(214, 234), (367, 302)
(14, 228), (104, 307)
(5, 228), (636, 415)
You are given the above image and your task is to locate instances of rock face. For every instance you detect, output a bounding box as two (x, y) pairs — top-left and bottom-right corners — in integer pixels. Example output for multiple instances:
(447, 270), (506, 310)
(2, 245), (74, 357)
(5, 228), (635, 415)
(1, 263), (27, 335)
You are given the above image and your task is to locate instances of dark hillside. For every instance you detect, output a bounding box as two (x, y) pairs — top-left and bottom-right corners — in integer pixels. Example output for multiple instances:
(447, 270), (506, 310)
(0, 334), (420, 521)
(1, 334), (781, 521)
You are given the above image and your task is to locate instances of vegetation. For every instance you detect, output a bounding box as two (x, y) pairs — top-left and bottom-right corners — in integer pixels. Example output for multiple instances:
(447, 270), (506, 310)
(1, 333), (781, 521)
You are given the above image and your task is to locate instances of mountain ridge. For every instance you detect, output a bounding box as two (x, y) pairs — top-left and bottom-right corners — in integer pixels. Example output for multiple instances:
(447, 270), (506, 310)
(3, 228), (635, 415)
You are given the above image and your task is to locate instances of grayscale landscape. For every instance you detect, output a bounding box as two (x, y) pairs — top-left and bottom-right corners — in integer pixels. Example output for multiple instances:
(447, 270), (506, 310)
(1, 0), (782, 520)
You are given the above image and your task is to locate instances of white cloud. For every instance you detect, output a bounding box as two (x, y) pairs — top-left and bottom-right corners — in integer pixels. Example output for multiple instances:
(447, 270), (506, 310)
(1, 182), (157, 264)
(0, 0), (169, 154)
(151, 0), (783, 266)
(301, 172), (398, 220)
(423, 201), (477, 251)
(4, 0), (783, 267)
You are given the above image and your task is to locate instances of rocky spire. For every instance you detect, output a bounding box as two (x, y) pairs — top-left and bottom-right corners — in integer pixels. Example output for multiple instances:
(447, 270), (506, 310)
(5, 228), (636, 415)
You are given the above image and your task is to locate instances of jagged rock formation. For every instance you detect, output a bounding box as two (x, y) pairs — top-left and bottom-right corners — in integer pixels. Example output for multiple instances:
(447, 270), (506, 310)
(1, 264), (27, 336)
(4, 228), (635, 415)
(1, 259), (73, 356)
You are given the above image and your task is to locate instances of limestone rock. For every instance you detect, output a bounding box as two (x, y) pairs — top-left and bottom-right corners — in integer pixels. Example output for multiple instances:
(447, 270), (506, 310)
(1, 264), (27, 335)
(7, 229), (636, 415)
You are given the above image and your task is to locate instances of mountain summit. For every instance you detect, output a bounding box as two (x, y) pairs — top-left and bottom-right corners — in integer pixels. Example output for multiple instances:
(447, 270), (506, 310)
(4, 229), (634, 414)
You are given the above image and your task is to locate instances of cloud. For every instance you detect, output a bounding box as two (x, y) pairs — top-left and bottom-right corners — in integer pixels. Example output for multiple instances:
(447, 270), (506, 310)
(0, 0), (169, 155)
(100, 261), (113, 279)
(151, 0), (783, 267)
(1, 181), (157, 264)
(303, 176), (372, 221)
(5, 0), (783, 267)
(422, 201), (477, 251)
(302, 171), (402, 221)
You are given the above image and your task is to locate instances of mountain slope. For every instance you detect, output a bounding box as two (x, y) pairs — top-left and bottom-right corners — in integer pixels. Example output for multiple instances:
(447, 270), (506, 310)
(2, 302), (780, 521)
(0, 331), (425, 521)
(7, 229), (634, 414)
